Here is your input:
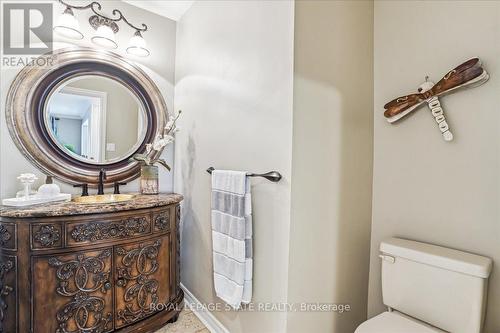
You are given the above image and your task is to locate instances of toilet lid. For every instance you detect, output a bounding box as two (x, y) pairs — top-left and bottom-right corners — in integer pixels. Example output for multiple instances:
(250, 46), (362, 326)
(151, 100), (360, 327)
(355, 311), (446, 333)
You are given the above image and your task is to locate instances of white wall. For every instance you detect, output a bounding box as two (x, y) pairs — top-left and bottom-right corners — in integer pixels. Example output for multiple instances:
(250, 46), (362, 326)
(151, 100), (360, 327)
(174, 1), (295, 332)
(287, 1), (374, 332)
(0, 0), (176, 197)
(56, 118), (83, 154)
(369, 1), (500, 332)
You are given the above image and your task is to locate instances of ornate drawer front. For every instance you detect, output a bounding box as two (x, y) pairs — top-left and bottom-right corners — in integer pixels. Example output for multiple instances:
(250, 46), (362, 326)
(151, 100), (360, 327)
(66, 214), (152, 246)
(31, 224), (62, 250)
(153, 209), (171, 233)
(0, 223), (16, 250)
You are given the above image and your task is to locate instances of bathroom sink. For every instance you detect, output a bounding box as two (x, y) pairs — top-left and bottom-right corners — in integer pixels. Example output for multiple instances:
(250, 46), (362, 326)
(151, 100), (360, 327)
(73, 194), (136, 204)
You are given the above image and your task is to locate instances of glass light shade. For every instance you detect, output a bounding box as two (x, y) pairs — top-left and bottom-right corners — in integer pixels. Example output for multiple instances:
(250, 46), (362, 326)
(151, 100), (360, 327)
(53, 8), (83, 40)
(126, 31), (150, 57)
(91, 25), (118, 49)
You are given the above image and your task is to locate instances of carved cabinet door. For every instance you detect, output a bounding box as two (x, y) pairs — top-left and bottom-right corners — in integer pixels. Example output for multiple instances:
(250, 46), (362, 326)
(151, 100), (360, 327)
(114, 236), (170, 329)
(32, 248), (114, 333)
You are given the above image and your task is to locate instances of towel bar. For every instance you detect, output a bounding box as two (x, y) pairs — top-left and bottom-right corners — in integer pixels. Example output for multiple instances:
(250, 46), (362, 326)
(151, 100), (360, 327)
(206, 167), (282, 183)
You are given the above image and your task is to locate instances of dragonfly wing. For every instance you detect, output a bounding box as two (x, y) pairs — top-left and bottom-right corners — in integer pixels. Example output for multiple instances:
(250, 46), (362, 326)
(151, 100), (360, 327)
(431, 58), (487, 95)
(385, 100), (426, 123)
(384, 93), (425, 119)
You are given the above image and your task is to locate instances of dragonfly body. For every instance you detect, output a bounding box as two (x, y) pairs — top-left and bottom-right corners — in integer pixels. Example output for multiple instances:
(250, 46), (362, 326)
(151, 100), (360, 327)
(418, 80), (453, 141)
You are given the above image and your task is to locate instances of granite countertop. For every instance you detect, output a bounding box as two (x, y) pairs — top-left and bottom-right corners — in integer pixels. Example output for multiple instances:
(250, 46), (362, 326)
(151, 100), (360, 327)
(0, 193), (183, 218)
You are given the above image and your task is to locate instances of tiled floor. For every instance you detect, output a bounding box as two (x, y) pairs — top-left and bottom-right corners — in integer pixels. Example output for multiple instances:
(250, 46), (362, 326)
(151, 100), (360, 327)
(155, 307), (208, 333)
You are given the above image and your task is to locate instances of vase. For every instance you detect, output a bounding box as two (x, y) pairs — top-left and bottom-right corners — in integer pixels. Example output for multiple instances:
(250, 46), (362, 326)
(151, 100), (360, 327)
(140, 165), (159, 195)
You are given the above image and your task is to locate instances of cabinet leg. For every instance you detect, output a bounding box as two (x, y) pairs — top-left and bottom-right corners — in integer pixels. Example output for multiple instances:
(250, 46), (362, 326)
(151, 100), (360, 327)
(168, 313), (180, 324)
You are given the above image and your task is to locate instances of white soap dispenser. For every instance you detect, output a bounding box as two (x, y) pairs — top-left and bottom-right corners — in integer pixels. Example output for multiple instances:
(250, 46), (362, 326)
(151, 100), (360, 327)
(37, 175), (60, 197)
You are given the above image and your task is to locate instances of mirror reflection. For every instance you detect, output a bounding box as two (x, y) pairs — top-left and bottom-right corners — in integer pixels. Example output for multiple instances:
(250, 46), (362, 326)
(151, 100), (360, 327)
(45, 75), (146, 164)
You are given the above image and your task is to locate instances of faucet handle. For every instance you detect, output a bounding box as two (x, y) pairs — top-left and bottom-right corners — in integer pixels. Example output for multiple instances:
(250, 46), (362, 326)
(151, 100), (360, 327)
(114, 182), (127, 194)
(74, 184), (89, 196)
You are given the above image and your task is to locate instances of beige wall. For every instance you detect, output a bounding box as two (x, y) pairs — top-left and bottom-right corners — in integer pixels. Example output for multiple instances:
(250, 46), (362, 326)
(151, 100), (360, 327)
(0, 0), (176, 197)
(173, 1), (295, 332)
(369, 1), (500, 332)
(287, 1), (373, 332)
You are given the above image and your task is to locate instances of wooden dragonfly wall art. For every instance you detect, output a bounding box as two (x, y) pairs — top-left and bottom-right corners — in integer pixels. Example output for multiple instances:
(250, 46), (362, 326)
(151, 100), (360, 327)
(384, 58), (489, 141)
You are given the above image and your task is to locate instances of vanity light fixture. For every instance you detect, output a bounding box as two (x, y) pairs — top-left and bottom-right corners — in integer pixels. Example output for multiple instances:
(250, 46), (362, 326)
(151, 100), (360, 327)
(126, 31), (150, 57)
(53, 7), (84, 40)
(54, 0), (151, 57)
(90, 17), (119, 49)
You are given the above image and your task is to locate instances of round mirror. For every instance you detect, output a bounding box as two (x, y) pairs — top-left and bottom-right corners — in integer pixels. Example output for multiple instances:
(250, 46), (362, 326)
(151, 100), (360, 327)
(45, 75), (147, 164)
(6, 48), (167, 185)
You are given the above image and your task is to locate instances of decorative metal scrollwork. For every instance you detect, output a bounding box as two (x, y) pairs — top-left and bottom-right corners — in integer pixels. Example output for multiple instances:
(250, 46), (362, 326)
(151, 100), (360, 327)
(0, 259), (14, 333)
(116, 240), (161, 324)
(71, 217), (149, 242)
(34, 225), (60, 247)
(0, 226), (11, 247)
(48, 249), (112, 333)
(154, 212), (169, 231)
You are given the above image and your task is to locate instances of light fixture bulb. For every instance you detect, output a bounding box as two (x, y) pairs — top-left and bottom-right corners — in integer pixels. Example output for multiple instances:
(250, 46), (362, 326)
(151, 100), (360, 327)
(91, 24), (118, 49)
(53, 7), (83, 40)
(126, 31), (150, 57)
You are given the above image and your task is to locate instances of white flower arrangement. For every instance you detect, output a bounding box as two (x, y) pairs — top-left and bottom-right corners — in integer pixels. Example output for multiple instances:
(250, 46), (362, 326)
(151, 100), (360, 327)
(131, 110), (182, 171)
(17, 173), (38, 183)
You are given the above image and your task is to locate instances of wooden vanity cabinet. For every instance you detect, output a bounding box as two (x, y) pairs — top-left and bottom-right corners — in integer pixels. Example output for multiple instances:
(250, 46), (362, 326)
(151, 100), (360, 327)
(0, 197), (183, 333)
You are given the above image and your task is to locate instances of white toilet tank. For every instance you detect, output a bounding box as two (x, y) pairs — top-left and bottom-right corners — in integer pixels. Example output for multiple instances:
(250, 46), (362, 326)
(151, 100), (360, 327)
(380, 238), (493, 333)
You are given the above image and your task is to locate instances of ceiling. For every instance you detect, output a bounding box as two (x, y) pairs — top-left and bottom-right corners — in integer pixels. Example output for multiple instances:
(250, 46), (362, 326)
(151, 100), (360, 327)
(122, 0), (195, 21)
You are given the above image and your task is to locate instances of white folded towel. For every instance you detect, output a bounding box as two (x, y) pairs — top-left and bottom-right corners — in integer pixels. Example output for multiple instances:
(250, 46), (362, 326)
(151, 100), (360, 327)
(211, 170), (253, 309)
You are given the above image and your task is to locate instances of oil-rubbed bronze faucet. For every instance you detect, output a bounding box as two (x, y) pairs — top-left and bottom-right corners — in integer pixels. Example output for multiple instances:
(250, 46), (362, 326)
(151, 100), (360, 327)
(73, 183), (88, 196)
(114, 182), (127, 194)
(97, 168), (106, 195)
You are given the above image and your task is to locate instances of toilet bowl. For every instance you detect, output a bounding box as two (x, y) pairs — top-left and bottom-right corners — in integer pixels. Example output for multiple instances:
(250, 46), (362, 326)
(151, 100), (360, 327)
(355, 238), (493, 333)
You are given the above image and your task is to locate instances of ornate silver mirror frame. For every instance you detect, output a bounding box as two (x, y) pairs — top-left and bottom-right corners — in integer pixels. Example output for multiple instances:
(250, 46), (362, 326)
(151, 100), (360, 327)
(6, 47), (168, 186)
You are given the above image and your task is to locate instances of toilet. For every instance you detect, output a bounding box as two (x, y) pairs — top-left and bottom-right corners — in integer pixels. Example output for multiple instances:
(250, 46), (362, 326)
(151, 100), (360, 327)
(356, 237), (493, 333)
